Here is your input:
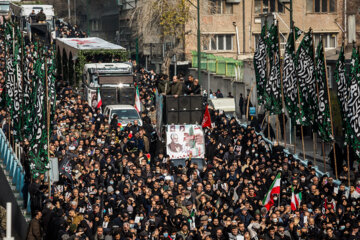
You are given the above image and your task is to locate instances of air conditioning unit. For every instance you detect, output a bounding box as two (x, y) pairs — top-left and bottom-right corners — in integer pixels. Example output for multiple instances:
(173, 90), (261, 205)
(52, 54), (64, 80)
(226, 0), (241, 3)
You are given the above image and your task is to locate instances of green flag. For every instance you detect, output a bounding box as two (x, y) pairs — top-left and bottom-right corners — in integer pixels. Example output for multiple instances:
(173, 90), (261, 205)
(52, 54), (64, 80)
(264, 23), (281, 115)
(315, 40), (333, 142)
(335, 46), (360, 157)
(254, 25), (267, 105)
(295, 31), (317, 126)
(29, 51), (49, 177)
(347, 47), (360, 157)
(283, 27), (303, 123)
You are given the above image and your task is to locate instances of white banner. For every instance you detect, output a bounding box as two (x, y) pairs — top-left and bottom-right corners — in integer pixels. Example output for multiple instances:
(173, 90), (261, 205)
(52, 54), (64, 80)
(166, 125), (205, 159)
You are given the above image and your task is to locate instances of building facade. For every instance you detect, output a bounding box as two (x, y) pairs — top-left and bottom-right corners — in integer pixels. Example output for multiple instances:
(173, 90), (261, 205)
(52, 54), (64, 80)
(185, 0), (345, 60)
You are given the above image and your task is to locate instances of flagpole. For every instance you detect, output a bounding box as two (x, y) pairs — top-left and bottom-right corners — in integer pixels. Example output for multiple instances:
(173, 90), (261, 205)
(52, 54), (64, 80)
(277, 20), (287, 147)
(294, 49), (306, 161)
(268, 113), (270, 140)
(275, 115), (279, 142)
(322, 142), (327, 172)
(312, 30), (319, 168)
(45, 57), (51, 199)
(300, 125), (305, 161)
(278, 172), (281, 208)
(246, 82), (256, 122)
(347, 144), (350, 188)
(322, 38), (338, 179)
(291, 24), (306, 161)
(294, 125), (296, 153)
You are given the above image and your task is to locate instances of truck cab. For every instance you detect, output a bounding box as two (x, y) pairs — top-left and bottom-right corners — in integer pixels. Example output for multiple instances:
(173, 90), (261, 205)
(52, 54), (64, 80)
(83, 62), (134, 108)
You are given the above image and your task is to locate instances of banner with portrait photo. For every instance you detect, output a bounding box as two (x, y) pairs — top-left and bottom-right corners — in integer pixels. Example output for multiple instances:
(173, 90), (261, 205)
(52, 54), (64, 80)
(166, 125), (205, 159)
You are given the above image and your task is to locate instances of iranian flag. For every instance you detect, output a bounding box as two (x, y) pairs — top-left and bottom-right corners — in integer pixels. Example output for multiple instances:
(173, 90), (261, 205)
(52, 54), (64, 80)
(262, 173), (281, 210)
(96, 88), (102, 109)
(135, 86), (141, 113)
(291, 187), (302, 211)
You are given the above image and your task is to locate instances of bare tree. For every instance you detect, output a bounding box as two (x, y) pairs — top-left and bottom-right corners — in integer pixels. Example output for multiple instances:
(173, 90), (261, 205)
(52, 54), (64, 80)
(130, 0), (211, 76)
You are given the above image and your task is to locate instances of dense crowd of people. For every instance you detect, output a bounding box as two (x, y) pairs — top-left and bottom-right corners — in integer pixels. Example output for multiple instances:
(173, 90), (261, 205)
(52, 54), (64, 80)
(55, 20), (87, 39)
(0, 15), (359, 240)
(20, 64), (360, 240)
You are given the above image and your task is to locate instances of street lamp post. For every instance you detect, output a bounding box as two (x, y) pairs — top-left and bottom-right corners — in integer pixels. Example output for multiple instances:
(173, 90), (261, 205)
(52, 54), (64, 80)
(278, 0), (293, 30)
(186, 0), (201, 84)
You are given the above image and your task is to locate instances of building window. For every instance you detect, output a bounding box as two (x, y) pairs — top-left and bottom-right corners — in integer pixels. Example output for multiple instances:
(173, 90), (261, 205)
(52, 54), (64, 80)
(253, 33), (286, 51)
(254, 34), (260, 49)
(254, 0), (284, 14)
(307, 0), (336, 13)
(313, 33), (337, 49)
(203, 34), (234, 51)
(209, 0), (233, 14)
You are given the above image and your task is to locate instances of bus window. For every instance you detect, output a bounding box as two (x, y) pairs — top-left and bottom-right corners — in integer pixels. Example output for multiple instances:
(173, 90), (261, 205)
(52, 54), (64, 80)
(89, 74), (99, 87)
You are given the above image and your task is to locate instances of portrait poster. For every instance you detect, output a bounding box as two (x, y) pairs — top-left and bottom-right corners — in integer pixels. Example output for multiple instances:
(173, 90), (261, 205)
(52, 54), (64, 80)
(166, 125), (205, 159)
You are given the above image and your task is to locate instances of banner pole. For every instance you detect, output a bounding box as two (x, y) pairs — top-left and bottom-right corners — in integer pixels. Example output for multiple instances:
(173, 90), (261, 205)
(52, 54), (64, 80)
(347, 144), (350, 188)
(246, 82), (256, 122)
(322, 142), (327, 173)
(293, 124), (296, 154)
(300, 125), (306, 160)
(322, 38), (338, 179)
(267, 113), (270, 140)
(45, 57), (51, 198)
(277, 20), (287, 147)
(275, 115), (280, 143)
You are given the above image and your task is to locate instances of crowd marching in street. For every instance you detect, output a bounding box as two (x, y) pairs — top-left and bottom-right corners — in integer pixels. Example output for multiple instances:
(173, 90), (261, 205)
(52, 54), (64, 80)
(0, 12), (359, 240)
(22, 70), (360, 240)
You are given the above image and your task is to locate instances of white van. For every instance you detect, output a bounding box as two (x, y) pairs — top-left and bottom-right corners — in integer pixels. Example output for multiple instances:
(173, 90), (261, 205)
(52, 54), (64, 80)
(104, 105), (143, 127)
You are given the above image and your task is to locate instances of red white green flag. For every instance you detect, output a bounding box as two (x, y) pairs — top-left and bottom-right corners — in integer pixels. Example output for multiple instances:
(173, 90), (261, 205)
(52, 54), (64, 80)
(135, 86), (141, 113)
(96, 88), (102, 109)
(262, 173), (281, 210)
(291, 187), (302, 211)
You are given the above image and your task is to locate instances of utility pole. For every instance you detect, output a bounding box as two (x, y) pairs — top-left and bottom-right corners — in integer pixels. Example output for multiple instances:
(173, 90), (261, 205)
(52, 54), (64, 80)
(290, 0), (293, 30)
(67, 0), (71, 24)
(136, 38), (139, 66)
(197, 0), (201, 85)
(185, 0), (201, 83)
(86, 0), (90, 36)
(74, 0), (77, 25)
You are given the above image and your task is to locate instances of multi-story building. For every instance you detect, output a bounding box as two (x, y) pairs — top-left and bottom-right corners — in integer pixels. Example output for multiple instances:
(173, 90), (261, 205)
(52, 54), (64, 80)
(185, 0), (345, 60)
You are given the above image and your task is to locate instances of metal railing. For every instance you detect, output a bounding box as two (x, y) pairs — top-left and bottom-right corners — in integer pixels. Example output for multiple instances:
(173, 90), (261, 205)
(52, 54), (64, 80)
(0, 129), (30, 214)
(238, 121), (342, 187)
(191, 51), (244, 80)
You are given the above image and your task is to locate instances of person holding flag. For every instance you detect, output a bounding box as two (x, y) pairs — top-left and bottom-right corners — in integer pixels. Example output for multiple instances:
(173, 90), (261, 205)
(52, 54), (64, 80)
(202, 104), (211, 128)
(135, 85), (141, 113)
(96, 88), (102, 111)
(291, 186), (302, 211)
(262, 173), (281, 210)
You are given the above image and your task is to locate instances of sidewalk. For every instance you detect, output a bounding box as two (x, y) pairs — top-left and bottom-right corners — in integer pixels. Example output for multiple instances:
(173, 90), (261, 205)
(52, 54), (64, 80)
(277, 135), (333, 175)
